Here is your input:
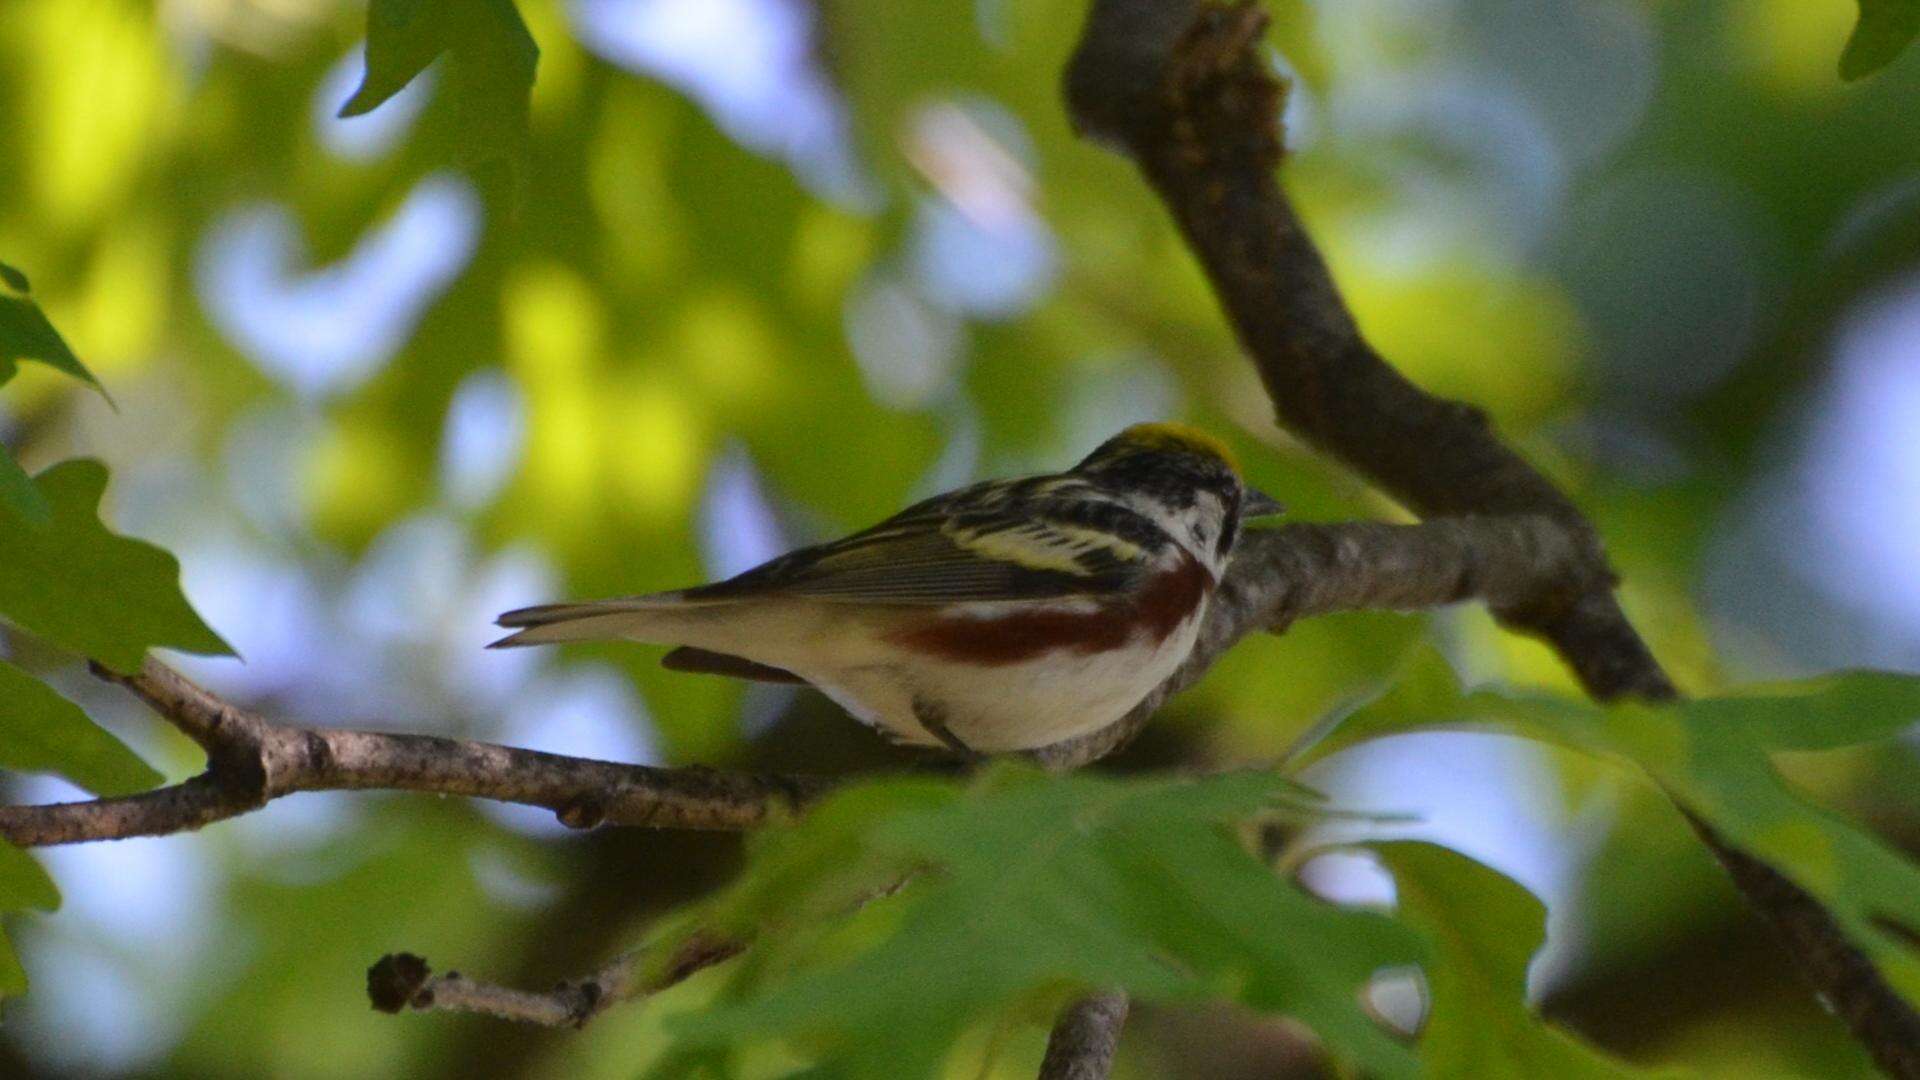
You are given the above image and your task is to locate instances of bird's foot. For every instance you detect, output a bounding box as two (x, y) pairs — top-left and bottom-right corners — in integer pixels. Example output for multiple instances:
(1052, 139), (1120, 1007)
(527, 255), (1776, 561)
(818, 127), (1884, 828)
(911, 697), (985, 764)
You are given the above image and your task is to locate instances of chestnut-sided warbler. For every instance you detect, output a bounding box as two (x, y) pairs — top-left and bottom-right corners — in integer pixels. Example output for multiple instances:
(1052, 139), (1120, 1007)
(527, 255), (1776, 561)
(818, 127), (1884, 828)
(492, 423), (1281, 754)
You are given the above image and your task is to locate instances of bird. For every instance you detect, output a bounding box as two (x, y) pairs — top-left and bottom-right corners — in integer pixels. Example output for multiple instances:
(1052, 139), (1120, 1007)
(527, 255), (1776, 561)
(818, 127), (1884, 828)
(490, 422), (1282, 756)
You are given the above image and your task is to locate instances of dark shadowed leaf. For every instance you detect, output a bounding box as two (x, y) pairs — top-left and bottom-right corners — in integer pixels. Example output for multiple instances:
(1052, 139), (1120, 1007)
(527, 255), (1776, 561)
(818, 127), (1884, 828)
(1374, 841), (1675, 1077)
(0, 260), (102, 394)
(661, 765), (1424, 1079)
(0, 459), (231, 672)
(0, 660), (163, 796)
(0, 840), (59, 998)
(0, 446), (49, 524)
(339, 0), (537, 167)
(1842, 0), (1920, 79)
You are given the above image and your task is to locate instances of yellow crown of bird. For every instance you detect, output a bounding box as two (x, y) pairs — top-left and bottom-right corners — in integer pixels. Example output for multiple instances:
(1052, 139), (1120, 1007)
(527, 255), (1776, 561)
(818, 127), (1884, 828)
(1105, 422), (1239, 471)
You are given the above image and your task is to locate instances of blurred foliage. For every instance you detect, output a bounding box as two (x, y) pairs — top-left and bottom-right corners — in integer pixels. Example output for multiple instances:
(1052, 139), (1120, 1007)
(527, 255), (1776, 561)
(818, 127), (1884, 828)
(0, 842), (59, 998)
(0, 461), (230, 673)
(0, 660), (160, 798)
(0, 262), (99, 395)
(1375, 840), (1663, 1078)
(1, 0), (1918, 1076)
(1305, 653), (1920, 1007)
(1843, 0), (1920, 79)
(656, 767), (1422, 1078)
(0, 263), (95, 520)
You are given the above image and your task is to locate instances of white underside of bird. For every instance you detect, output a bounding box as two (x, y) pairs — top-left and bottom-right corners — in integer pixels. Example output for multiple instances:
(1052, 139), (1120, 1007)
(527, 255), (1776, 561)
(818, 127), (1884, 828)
(491, 587), (1211, 753)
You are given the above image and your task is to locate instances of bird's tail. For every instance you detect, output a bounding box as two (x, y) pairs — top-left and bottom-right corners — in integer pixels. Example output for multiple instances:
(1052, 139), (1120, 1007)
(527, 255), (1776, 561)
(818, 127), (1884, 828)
(489, 592), (727, 648)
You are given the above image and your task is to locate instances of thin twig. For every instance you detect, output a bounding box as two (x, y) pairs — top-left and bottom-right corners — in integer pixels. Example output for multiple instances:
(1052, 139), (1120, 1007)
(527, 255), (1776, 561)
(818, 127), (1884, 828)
(366, 932), (745, 1028)
(367, 868), (924, 1030)
(1059, 2), (1920, 1075)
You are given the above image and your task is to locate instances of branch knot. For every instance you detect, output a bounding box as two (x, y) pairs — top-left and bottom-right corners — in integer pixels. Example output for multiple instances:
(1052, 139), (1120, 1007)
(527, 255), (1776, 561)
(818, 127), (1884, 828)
(367, 952), (434, 1014)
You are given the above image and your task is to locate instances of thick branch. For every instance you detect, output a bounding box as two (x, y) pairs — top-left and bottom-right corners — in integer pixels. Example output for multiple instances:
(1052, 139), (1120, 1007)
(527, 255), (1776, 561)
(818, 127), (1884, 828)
(366, 933), (744, 1028)
(1062, 3), (1920, 1076)
(1039, 991), (1130, 1080)
(1065, 0), (1663, 703)
(1, 517), (1588, 847)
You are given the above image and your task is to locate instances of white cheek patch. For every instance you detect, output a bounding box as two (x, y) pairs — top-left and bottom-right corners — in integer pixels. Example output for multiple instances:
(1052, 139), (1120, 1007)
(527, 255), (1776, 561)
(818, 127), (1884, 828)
(1109, 488), (1235, 582)
(1184, 493), (1232, 565)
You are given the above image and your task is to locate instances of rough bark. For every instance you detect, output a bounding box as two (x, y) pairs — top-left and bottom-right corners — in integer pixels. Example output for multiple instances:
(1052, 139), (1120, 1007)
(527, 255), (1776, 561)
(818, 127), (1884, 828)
(1039, 992), (1131, 1080)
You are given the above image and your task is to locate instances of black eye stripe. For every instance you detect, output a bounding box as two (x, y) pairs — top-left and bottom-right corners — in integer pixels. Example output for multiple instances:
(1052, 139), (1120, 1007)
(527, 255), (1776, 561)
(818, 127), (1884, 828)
(1215, 492), (1240, 558)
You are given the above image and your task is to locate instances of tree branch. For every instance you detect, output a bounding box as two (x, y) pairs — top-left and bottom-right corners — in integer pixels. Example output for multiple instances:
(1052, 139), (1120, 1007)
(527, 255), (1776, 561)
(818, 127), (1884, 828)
(0, 517), (1588, 848)
(0, 659), (827, 846)
(1060, 2), (1920, 1076)
(1039, 991), (1130, 1080)
(1065, 0), (1661, 703)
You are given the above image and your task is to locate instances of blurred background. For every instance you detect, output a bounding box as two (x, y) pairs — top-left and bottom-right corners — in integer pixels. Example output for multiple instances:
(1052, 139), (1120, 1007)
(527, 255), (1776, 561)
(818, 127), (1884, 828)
(2, 0), (1918, 1076)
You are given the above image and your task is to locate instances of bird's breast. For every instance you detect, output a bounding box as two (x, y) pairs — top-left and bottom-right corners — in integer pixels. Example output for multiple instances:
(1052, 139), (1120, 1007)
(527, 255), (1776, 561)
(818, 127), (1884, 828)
(879, 551), (1214, 666)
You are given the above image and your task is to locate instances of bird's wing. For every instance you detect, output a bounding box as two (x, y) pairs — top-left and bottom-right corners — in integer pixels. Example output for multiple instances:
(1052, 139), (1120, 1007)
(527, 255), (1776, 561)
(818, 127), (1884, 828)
(686, 479), (1158, 605)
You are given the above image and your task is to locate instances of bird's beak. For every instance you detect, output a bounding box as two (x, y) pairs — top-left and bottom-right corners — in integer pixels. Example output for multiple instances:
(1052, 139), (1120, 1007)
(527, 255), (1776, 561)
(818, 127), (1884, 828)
(1242, 488), (1287, 520)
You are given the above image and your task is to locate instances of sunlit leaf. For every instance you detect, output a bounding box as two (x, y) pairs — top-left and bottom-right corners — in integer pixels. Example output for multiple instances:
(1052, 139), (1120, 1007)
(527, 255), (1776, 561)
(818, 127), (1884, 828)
(0, 660), (163, 796)
(339, 0), (538, 168)
(0, 459), (231, 673)
(663, 765), (1424, 1079)
(1375, 841), (1674, 1077)
(1300, 651), (1920, 1007)
(0, 840), (59, 999)
(1841, 0), (1920, 79)
(0, 259), (102, 394)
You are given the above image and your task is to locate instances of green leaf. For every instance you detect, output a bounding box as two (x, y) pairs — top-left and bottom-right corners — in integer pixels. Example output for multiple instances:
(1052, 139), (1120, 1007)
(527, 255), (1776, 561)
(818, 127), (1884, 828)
(0, 446), (50, 524)
(1681, 671), (1920, 751)
(1842, 0), (1920, 80)
(0, 459), (231, 672)
(0, 840), (59, 999)
(1301, 651), (1920, 1008)
(1374, 841), (1675, 1078)
(0, 260), (104, 395)
(0, 660), (163, 796)
(0, 842), (57, 915)
(1289, 656), (1920, 770)
(663, 765), (1425, 1079)
(338, 0), (538, 167)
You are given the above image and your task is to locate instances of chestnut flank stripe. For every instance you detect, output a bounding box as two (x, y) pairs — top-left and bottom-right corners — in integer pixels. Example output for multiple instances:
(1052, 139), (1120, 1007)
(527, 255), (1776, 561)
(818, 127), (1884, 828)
(883, 554), (1213, 665)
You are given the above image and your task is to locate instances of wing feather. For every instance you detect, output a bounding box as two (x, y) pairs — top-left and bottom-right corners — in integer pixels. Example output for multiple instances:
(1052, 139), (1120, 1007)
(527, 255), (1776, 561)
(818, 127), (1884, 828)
(686, 486), (1157, 605)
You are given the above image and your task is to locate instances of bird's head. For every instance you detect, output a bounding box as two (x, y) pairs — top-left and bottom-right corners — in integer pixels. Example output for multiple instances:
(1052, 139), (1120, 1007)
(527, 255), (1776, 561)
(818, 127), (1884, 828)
(1074, 422), (1284, 572)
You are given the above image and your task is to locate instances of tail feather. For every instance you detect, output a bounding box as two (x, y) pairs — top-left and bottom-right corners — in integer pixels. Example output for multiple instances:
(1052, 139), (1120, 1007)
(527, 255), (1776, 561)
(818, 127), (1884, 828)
(489, 591), (719, 648)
